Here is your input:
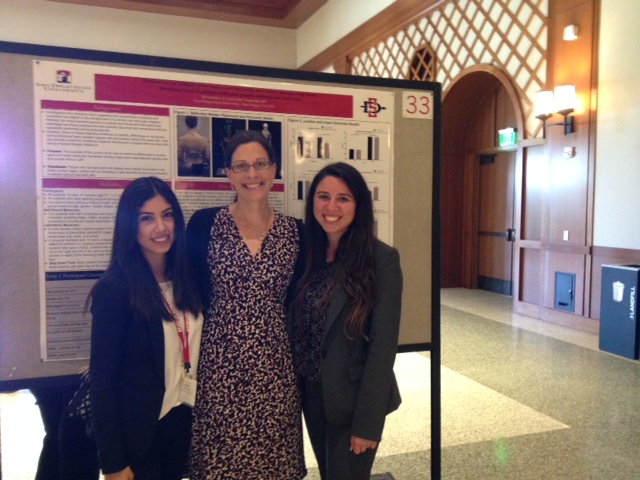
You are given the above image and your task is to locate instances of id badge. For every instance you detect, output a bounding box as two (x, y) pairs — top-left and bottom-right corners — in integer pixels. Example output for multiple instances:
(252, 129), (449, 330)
(179, 376), (197, 407)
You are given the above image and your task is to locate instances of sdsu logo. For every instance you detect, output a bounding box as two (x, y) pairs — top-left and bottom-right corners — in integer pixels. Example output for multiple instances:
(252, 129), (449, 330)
(57, 70), (72, 84)
(361, 98), (386, 118)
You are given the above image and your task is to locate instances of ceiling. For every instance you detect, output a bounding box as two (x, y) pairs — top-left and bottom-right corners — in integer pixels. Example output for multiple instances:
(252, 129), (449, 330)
(50, 0), (329, 28)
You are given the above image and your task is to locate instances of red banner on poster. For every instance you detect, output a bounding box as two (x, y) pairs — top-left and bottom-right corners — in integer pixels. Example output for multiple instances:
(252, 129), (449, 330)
(95, 75), (353, 118)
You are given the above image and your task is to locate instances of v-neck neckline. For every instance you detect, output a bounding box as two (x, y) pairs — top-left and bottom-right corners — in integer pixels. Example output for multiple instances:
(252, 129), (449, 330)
(227, 207), (275, 260)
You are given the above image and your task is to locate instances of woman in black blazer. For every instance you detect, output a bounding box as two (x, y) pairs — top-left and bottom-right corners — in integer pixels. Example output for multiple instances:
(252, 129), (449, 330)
(89, 177), (203, 480)
(291, 162), (403, 480)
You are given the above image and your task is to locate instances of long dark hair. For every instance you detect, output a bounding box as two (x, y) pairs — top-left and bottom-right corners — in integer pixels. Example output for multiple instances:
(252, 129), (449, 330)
(87, 177), (201, 321)
(293, 162), (377, 339)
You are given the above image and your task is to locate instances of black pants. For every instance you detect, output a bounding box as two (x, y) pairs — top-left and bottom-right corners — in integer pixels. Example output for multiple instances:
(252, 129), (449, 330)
(128, 404), (192, 480)
(301, 378), (378, 480)
(31, 385), (79, 480)
(59, 414), (99, 480)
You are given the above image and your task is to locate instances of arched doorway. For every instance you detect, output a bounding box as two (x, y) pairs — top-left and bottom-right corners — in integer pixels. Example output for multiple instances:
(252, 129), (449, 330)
(440, 66), (524, 296)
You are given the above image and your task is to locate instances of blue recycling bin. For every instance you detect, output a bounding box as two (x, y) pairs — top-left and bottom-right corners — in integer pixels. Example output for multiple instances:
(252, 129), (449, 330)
(599, 264), (640, 359)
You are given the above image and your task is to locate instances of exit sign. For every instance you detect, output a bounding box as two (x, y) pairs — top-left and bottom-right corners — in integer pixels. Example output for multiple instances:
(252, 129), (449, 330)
(498, 128), (517, 147)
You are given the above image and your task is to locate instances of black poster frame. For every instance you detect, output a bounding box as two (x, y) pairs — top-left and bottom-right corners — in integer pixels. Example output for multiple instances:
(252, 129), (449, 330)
(0, 41), (441, 479)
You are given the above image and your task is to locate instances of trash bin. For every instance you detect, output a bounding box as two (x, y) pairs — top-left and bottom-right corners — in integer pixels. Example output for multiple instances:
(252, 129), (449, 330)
(599, 264), (640, 359)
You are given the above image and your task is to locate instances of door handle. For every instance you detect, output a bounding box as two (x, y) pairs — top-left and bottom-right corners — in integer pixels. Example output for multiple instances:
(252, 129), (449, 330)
(505, 228), (516, 242)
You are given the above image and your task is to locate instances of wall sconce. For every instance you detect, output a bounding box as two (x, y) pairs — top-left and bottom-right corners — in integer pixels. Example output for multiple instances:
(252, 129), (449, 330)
(563, 24), (579, 41)
(534, 85), (576, 139)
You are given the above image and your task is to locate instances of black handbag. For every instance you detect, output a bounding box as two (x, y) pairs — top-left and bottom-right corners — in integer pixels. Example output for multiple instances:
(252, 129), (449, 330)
(66, 367), (93, 437)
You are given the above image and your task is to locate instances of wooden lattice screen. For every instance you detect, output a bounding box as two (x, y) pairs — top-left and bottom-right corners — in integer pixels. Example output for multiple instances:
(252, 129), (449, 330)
(351, 0), (549, 138)
(409, 45), (437, 82)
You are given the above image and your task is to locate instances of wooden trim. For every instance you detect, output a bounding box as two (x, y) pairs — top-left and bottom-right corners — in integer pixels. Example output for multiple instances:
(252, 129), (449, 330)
(518, 240), (591, 256)
(445, 65), (523, 133)
(542, 243), (591, 255)
(538, 305), (600, 334)
(592, 246), (640, 262)
(50, 0), (328, 28)
(514, 298), (599, 334)
(514, 299), (540, 318)
(332, 56), (351, 75)
(520, 138), (545, 148)
(519, 239), (542, 249)
(470, 146), (518, 155)
(587, 0), (601, 247)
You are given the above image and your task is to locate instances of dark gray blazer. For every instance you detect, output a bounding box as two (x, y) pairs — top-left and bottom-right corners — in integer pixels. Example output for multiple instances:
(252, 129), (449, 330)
(319, 239), (403, 442)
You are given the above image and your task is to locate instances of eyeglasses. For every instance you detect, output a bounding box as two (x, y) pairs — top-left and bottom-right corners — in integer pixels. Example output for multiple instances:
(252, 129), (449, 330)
(228, 161), (273, 173)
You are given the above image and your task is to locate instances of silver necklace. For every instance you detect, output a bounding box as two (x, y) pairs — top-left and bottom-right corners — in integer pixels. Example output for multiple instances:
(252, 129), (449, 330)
(239, 209), (273, 241)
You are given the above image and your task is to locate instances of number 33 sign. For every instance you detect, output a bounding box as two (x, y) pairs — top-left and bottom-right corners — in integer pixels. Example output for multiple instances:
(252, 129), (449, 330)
(402, 91), (434, 119)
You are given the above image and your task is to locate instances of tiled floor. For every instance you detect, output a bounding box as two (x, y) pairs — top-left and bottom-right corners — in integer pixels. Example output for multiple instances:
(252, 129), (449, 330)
(3, 288), (640, 479)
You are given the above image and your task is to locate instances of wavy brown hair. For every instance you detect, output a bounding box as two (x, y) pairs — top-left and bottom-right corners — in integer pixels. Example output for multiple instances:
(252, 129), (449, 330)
(293, 162), (377, 339)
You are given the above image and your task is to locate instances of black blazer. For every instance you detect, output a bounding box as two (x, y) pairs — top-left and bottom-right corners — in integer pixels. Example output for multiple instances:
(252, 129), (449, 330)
(185, 207), (223, 308)
(89, 271), (166, 474)
(319, 240), (403, 442)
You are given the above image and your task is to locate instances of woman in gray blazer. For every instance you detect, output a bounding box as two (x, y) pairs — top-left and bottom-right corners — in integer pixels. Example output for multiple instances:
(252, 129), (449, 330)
(291, 162), (403, 480)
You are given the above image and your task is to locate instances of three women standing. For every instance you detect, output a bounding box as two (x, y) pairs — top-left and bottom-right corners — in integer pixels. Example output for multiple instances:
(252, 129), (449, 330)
(89, 177), (203, 480)
(291, 162), (403, 480)
(89, 149), (400, 480)
(187, 130), (306, 479)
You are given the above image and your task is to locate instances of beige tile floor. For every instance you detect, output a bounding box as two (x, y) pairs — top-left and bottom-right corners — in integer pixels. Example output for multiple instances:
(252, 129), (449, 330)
(3, 288), (640, 479)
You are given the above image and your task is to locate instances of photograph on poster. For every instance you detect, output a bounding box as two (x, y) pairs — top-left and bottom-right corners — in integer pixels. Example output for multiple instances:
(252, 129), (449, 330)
(212, 117), (247, 176)
(176, 114), (211, 178)
(248, 119), (282, 179)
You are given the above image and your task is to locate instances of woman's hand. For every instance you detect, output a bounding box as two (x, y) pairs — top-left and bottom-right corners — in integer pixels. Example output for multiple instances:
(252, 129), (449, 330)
(350, 435), (378, 455)
(105, 466), (134, 480)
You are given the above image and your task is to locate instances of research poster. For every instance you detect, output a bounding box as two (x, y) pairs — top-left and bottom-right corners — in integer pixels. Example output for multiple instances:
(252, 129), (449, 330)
(33, 60), (395, 361)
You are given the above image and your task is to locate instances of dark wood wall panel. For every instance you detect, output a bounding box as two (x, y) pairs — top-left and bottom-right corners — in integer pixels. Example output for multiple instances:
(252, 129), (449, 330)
(462, 152), (478, 289)
(478, 237), (511, 280)
(545, 0), (595, 246)
(522, 145), (545, 241)
(441, 153), (465, 287)
(531, 0), (597, 329)
(479, 155), (512, 233)
(467, 89), (497, 151)
(520, 248), (542, 305)
(546, 145), (589, 244)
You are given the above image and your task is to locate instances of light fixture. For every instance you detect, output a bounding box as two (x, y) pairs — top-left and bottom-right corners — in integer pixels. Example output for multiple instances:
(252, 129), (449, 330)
(534, 85), (576, 138)
(563, 24), (578, 41)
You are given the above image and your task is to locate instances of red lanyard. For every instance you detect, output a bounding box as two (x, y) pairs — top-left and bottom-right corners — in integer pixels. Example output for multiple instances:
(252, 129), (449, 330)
(160, 289), (191, 373)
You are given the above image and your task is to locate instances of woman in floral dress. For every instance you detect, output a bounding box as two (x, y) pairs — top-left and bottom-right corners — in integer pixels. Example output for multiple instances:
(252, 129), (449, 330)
(186, 130), (305, 479)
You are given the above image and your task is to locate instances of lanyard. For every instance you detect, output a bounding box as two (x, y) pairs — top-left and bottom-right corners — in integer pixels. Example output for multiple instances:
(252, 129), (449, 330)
(160, 289), (191, 373)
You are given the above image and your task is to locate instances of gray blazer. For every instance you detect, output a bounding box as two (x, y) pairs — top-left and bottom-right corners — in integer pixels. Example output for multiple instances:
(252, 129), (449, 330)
(319, 239), (403, 442)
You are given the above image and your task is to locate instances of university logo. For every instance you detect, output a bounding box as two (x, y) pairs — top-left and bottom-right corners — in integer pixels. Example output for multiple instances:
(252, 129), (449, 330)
(57, 70), (72, 84)
(361, 98), (386, 118)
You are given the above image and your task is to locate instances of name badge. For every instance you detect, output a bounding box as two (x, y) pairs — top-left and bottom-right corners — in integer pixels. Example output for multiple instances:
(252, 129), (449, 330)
(179, 376), (197, 407)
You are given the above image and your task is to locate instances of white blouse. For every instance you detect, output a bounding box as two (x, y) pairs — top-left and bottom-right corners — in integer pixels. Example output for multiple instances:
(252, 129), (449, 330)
(158, 281), (203, 419)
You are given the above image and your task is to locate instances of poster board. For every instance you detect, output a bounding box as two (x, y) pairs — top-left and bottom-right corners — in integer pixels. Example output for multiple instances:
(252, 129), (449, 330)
(0, 42), (440, 390)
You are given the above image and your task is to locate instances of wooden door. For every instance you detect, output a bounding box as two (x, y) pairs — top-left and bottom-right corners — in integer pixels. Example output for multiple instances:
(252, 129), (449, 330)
(477, 152), (515, 295)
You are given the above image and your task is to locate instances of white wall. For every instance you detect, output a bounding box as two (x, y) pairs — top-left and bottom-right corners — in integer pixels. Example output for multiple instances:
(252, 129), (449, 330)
(0, 0), (297, 68)
(594, 0), (640, 249)
(0, 0), (396, 72)
(296, 0), (394, 67)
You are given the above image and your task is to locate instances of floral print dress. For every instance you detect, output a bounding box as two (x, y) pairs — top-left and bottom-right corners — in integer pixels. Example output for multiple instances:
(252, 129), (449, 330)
(189, 207), (305, 480)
